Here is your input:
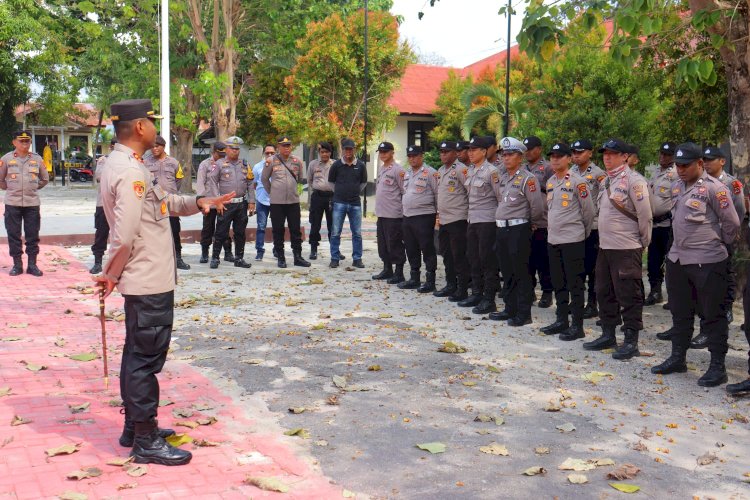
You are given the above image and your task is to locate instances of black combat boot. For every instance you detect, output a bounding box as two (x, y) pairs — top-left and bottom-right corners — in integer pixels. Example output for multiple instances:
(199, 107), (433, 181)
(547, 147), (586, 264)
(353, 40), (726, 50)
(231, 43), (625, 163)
(698, 352), (728, 387)
(727, 378), (750, 396)
(645, 286), (663, 305)
(199, 245), (210, 264)
(130, 420), (192, 466)
(387, 264), (405, 284)
(372, 263), (393, 280)
(209, 252), (221, 269)
(234, 255), (251, 268)
(277, 254), (287, 268)
(398, 270), (421, 290)
(223, 248), (235, 263)
(458, 293), (482, 307)
(537, 291), (553, 308)
(613, 328), (640, 360)
(309, 244), (318, 260)
(651, 344), (688, 374)
(293, 251), (311, 267)
(119, 414), (176, 447)
(433, 281), (457, 298)
(488, 309), (513, 321)
(472, 297), (497, 315)
(507, 315), (532, 327)
(690, 330), (709, 349)
(559, 320), (585, 341)
(541, 315), (569, 335)
(583, 325), (617, 351)
(89, 256), (103, 274)
(175, 255), (191, 270)
(582, 297), (598, 319)
(9, 256), (23, 276)
(417, 272), (436, 293)
(449, 280), (469, 302)
(329, 259), (339, 268)
(26, 255), (43, 277)
(656, 327), (675, 341)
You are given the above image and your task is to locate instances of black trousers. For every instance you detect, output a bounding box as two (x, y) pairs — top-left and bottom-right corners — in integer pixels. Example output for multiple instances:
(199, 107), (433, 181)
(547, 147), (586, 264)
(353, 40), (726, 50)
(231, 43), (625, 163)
(402, 213), (437, 273)
(4, 205), (40, 258)
(583, 229), (599, 302)
(309, 191), (333, 246)
(595, 248), (645, 331)
(92, 206), (110, 258)
(667, 259), (728, 355)
(270, 203), (303, 253)
(548, 241), (586, 322)
(377, 217), (406, 266)
(169, 216), (182, 255)
(725, 243), (737, 308)
(121, 291), (174, 423)
(741, 236), (750, 373)
(200, 209), (232, 252)
(647, 226), (672, 288)
(530, 227), (553, 293)
(213, 202), (248, 258)
(497, 223), (533, 317)
(438, 220), (469, 288)
(467, 222), (499, 299)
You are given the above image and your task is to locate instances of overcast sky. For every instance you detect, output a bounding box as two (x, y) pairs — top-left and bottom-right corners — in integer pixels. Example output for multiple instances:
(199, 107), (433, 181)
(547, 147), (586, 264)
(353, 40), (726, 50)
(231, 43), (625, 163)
(391, 0), (523, 68)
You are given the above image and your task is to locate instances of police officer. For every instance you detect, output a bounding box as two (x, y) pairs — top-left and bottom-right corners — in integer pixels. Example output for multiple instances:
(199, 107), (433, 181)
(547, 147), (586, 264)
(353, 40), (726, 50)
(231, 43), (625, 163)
(541, 142), (595, 340)
(457, 141), (471, 167)
(488, 137), (544, 326)
(196, 142), (233, 264)
(95, 98), (235, 465)
(434, 140), (470, 300)
(372, 141), (407, 284)
(208, 136), (255, 269)
(90, 139), (116, 274)
(485, 136), (505, 173)
(651, 142), (740, 387)
(524, 136), (555, 308)
(307, 141), (335, 260)
(689, 145), (746, 349)
(145, 135), (190, 270)
(583, 139), (652, 359)
(646, 142), (677, 305)
(399, 145), (439, 293)
(0, 130), (49, 276)
(459, 136), (503, 314)
(627, 144), (641, 169)
(252, 144), (274, 260)
(261, 136), (310, 268)
(571, 139), (606, 318)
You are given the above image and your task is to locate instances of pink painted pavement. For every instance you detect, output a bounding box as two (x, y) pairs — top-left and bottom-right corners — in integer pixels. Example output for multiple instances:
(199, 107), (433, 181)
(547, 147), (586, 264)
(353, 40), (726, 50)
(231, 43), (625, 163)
(0, 246), (343, 499)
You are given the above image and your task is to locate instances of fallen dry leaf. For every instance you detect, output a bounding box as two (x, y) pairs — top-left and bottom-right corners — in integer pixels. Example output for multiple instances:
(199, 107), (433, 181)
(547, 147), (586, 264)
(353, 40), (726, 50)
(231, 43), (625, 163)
(194, 439), (221, 447)
(544, 400), (561, 412)
(165, 434), (193, 447)
(11, 415), (32, 426)
(0, 387), (11, 397)
(559, 457), (596, 471)
(244, 476), (290, 493)
(197, 416), (217, 426)
(438, 341), (467, 353)
(8, 322), (28, 329)
(20, 360), (47, 372)
(368, 365), (382, 371)
(68, 403), (90, 414)
(697, 452), (718, 466)
(174, 420), (199, 429)
(116, 483), (137, 491)
(609, 482), (640, 493)
(416, 442), (446, 454)
(535, 446), (550, 455)
(172, 408), (193, 418)
(2, 337), (22, 342)
(124, 464), (148, 477)
(568, 473), (588, 484)
(288, 407), (306, 414)
(58, 492), (88, 500)
(522, 466), (546, 476)
(106, 457), (134, 467)
(66, 467), (102, 480)
(556, 422), (576, 433)
(332, 375), (348, 389)
(582, 371), (614, 384)
(284, 428), (311, 439)
(607, 464), (641, 480)
(46, 443), (81, 457)
(594, 458), (615, 466)
(69, 353), (98, 362)
(479, 442), (509, 456)
(54, 338), (67, 347)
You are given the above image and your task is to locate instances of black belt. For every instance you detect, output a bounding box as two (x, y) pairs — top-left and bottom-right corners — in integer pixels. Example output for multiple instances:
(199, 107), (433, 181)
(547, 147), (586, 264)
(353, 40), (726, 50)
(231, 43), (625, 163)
(653, 212), (672, 224)
(313, 190), (334, 197)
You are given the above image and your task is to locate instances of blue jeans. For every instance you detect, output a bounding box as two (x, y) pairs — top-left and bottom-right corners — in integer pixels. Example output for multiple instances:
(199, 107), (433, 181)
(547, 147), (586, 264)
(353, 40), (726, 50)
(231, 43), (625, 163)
(255, 203), (270, 252)
(330, 202), (362, 260)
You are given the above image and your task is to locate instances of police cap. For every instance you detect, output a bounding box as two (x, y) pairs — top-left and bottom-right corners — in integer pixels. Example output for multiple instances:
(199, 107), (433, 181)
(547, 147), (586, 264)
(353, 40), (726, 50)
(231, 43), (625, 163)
(377, 141), (394, 152)
(213, 141), (226, 152)
(500, 137), (526, 154)
(523, 136), (542, 150)
(341, 138), (356, 149)
(483, 135), (497, 147)
(598, 138), (629, 154)
(277, 135), (293, 145)
(468, 136), (489, 149)
(110, 99), (162, 122)
(13, 130), (32, 140)
(548, 142), (572, 156)
(660, 142), (677, 155)
(439, 140), (458, 151)
(571, 139), (593, 151)
(674, 142), (703, 165)
(406, 145), (423, 156)
(703, 145), (726, 160)
(225, 136), (244, 148)
(457, 141), (470, 150)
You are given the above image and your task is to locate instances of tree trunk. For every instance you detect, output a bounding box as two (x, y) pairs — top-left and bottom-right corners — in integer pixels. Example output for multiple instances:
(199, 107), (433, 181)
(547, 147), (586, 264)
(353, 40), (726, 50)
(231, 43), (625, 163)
(175, 128), (195, 193)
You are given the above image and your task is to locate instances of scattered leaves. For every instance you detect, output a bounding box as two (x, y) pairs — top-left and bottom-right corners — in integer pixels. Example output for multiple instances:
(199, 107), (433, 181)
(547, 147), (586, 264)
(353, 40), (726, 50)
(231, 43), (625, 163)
(486, 365), (501, 373)
(108, 399), (124, 407)
(172, 408), (193, 418)
(11, 415), (32, 426)
(609, 483), (641, 493)
(124, 464), (148, 477)
(116, 483), (137, 491)
(8, 322), (28, 328)
(332, 375), (348, 389)
(46, 443), (81, 457)
(607, 464), (641, 480)
(68, 403), (90, 414)
(194, 439), (221, 447)
(582, 371), (614, 384)
(288, 407), (306, 414)
(0, 387), (11, 397)
(438, 341), (467, 353)
(479, 442), (509, 456)
(326, 395), (339, 405)
(568, 473), (588, 484)
(58, 492), (88, 500)
(175, 420), (199, 429)
(368, 365), (382, 371)
(244, 476), (290, 493)
(474, 414), (504, 425)
(20, 360), (47, 372)
(534, 446), (550, 455)
(66, 467), (102, 480)
(165, 434), (193, 447)
(522, 466), (546, 476)
(416, 442), (446, 454)
(105, 457), (134, 466)
(55, 338), (67, 347)
(69, 353), (98, 362)
(556, 422), (576, 433)
(697, 452), (718, 466)
(594, 458), (615, 466)
(284, 428), (311, 439)
(197, 416), (217, 426)
(558, 457), (596, 471)
(2, 337), (22, 341)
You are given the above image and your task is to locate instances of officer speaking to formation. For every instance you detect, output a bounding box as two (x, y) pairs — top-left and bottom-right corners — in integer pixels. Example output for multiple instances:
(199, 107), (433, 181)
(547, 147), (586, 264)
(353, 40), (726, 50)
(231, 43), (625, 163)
(0, 130), (49, 276)
(95, 98), (235, 465)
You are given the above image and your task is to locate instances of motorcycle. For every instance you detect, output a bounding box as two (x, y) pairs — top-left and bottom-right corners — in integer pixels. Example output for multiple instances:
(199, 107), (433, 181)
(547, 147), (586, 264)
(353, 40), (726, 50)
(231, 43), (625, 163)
(69, 167), (93, 182)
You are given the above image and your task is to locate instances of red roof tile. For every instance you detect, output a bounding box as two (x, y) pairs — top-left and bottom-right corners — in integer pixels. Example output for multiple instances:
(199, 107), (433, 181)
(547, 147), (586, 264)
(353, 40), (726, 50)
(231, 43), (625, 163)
(388, 64), (454, 115)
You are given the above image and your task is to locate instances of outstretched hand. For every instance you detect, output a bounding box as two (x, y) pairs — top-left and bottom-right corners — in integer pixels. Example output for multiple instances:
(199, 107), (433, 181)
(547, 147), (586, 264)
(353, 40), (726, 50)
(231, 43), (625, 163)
(198, 192), (237, 214)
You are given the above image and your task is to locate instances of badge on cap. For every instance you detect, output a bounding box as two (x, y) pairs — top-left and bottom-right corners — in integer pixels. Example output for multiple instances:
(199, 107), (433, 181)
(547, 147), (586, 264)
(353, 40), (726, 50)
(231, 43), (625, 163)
(502, 138), (510, 148)
(553, 144), (560, 150)
(380, 143), (385, 148)
(676, 150), (683, 157)
(133, 181), (145, 199)
(574, 141), (580, 147)
(664, 144), (669, 149)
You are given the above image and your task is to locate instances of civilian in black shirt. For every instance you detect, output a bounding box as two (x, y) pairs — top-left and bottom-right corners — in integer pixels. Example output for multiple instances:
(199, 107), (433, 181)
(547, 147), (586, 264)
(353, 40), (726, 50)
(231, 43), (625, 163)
(328, 138), (367, 268)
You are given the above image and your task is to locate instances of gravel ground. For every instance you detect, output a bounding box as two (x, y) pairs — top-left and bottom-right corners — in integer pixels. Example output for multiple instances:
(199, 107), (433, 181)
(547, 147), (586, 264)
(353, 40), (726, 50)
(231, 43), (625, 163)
(66, 237), (750, 500)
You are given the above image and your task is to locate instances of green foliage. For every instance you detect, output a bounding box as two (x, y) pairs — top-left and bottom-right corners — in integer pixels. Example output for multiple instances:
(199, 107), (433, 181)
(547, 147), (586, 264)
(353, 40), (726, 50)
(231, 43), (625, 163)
(429, 70), (472, 141)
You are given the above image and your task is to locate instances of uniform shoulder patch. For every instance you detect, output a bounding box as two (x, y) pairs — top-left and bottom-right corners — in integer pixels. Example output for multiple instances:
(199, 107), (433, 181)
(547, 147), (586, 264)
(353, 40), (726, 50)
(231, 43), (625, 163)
(399, 170), (405, 178)
(527, 178), (537, 192)
(577, 183), (589, 198)
(133, 180), (146, 199)
(491, 171), (499, 183)
(433, 172), (440, 178)
(462, 168), (468, 176)
(247, 169), (254, 180)
(732, 179), (743, 195)
(596, 174), (606, 183)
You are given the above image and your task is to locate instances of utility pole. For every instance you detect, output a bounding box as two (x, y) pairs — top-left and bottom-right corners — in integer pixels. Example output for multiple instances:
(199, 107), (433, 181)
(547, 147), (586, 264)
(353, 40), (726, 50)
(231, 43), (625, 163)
(160, 0), (171, 154)
(503, 0), (511, 137)
(363, 0), (369, 215)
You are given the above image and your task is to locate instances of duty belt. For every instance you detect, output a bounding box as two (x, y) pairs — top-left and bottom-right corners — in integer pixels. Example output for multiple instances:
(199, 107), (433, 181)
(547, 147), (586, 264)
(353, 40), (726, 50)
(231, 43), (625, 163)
(229, 197), (245, 203)
(496, 218), (528, 227)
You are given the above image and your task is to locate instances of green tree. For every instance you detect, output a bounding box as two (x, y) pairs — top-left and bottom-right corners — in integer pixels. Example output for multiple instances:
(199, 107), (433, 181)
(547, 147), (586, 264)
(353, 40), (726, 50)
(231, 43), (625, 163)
(429, 71), (472, 143)
(460, 83), (529, 140)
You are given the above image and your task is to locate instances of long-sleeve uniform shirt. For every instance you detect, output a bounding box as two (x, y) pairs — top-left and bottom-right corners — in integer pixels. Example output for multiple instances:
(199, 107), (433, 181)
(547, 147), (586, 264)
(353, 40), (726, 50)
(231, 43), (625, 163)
(597, 166), (653, 249)
(668, 172), (740, 265)
(571, 162), (606, 230)
(546, 171), (595, 245)
(436, 162), (469, 225)
(0, 151), (49, 206)
(209, 158), (255, 201)
(375, 161), (405, 218)
(144, 155), (183, 194)
(525, 158), (553, 228)
(261, 154), (304, 204)
(100, 144), (201, 295)
(196, 157), (220, 197)
(715, 171), (746, 221)
(494, 169), (545, 227)
(402, 164), (438, 217)
(95, 156), (110, 207)
(465, 160), (502, 223)
(649, 166), (677, 227)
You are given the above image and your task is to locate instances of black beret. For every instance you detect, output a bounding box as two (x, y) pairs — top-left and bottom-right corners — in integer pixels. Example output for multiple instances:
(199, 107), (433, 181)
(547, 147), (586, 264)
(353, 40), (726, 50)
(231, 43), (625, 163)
(439, 140), (458, 151)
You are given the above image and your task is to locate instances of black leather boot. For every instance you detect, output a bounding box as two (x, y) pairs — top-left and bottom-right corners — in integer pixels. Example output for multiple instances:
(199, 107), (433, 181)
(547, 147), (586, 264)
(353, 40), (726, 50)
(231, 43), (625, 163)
(472, 298), (496, 315)
(199, 246), (209, 264)
(559, 321), (585, 341)
(507, 315), (532, 326)
(130, 420), (192, 466)
(209, 251), (221, 269)
(26, 255), (43, 277)
(175, 255), (191, 270)
(541, 316), (569, 335)
(458, 293), (482, 307)
(651, 344), (688, 374)
(433, 282), (456, 298)
(727, 378), (750, 395)
(352, 259), (365, 268)
(537, 291), (553, 308)
(582, 298), (598, 319)
(373, 263), (393, 280)
(309, 244), (318, 260)
(656, 327), (675, 341)
(223, 240), (234, 262)
(583, 325), (617, 351)
(119, 416), (176, 447)
(417, 272), (436, 293)
(329, 259), (339, 268)
(387, 264), (405, 284)
(234, 255), (252, 268)
(488, 309), (513, 321)
(277, 255), (287, 268)
(398, 270), (421, 290)
(449, 285), (469, 302)
(9, 256), (23, 276)
(293, 251), (311, 267)
(613, 328), (640, 360)
(645, 287), (663, 305)
(89, 256), (103, 274)
(690, 331), (709, 349)
(698, 352), (728, 387)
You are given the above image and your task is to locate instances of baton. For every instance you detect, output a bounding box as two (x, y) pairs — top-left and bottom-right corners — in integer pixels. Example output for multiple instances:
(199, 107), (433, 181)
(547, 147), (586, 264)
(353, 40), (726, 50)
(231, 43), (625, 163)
(98, 285), (109, 389)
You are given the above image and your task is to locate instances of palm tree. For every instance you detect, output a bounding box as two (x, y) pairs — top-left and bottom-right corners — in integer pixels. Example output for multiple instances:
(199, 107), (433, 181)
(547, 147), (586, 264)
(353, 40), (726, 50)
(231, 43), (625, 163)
(460, 83), (528, 140)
